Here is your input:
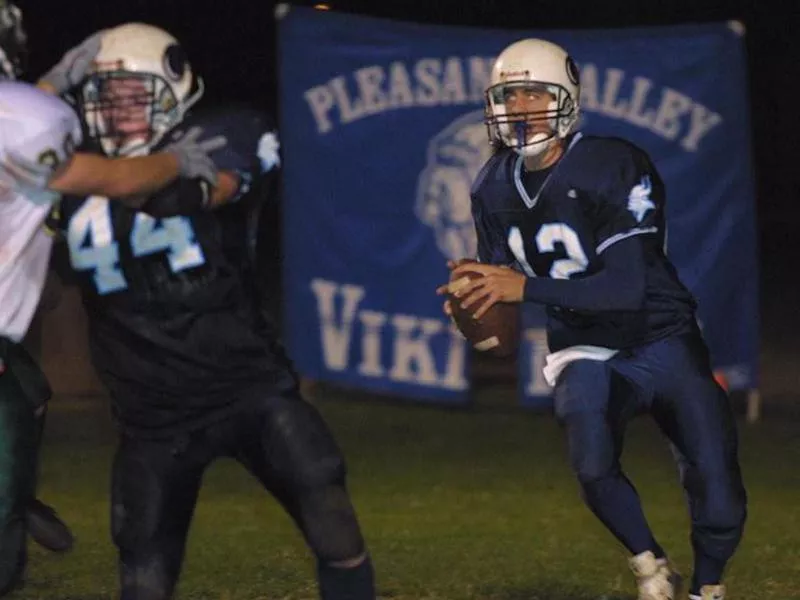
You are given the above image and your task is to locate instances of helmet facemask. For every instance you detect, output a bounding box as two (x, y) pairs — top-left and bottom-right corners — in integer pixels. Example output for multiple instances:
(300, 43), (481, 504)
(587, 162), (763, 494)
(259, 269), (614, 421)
(80, 66), (197, 157)
(485, 81), (577, 158)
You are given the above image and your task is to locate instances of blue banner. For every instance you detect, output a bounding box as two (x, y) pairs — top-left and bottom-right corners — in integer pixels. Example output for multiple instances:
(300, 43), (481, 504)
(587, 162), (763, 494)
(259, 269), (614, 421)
(278, 6), (758, 407)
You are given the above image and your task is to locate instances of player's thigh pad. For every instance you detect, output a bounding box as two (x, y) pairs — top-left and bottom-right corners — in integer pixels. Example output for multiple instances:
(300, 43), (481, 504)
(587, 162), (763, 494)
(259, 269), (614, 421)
(553, 359), (615, 420)
(554, 360), (643, 480)
(252, 392), (346, 489)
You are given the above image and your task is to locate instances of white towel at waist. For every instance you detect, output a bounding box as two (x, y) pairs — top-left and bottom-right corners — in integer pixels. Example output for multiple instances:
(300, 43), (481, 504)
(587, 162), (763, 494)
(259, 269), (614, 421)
(543, 345), (619, 387)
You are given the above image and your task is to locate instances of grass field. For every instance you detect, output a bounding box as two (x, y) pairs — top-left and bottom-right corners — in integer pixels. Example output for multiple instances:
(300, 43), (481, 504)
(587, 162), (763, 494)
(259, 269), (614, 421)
(19, 387), (800, 600)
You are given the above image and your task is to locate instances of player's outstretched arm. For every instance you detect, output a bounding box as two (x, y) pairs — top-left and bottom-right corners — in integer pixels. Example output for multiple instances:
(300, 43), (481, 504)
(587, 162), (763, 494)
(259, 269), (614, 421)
(46, 127), (226, 208)
(48, 152), (183, 200)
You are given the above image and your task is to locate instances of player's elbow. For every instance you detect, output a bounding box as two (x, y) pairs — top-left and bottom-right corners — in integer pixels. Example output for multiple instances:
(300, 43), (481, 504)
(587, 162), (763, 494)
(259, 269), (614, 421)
(206, 170), (241, 208)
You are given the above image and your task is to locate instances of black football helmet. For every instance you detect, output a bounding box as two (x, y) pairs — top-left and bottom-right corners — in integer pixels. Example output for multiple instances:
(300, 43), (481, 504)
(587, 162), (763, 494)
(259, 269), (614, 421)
(0, 0), (26, 79)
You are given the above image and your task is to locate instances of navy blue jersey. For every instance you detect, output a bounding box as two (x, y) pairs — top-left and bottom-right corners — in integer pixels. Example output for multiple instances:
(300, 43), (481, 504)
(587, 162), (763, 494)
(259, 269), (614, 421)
(57, 106), (290, 437)
(471, 133), (696, 351)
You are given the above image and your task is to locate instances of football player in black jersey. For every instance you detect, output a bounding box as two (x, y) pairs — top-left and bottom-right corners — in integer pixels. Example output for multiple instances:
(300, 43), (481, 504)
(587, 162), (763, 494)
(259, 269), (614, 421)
(437, 39), (745, 600)
(52, 23), (374, 600)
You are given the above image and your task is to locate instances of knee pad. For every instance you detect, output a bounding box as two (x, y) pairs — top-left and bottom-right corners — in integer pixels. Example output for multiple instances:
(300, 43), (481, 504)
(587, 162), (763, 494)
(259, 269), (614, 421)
(691, 512), (746, 564)
(698, 483), (747, 533)
(296, 485), (365, 564)
(680, 456), (747, 533)
(111, 449), (163, 552)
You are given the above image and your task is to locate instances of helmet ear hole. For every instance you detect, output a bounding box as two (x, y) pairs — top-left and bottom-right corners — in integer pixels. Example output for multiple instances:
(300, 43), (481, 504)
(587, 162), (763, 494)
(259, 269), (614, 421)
(163, 44), (187, 82)
(566, 56), (580, 87)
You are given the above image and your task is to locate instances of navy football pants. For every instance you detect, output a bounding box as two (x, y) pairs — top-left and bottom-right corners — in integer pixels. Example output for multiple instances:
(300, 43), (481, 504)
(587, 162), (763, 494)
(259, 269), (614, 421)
(553, 328), (747, 589)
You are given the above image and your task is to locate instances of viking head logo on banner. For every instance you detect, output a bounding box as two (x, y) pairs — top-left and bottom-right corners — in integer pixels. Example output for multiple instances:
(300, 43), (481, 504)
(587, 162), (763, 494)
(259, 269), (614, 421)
(415, 110), (493, 260)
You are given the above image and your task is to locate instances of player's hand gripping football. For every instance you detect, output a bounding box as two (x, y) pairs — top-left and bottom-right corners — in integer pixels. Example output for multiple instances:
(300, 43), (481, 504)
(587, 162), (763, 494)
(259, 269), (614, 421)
(436, 260), (526, 320)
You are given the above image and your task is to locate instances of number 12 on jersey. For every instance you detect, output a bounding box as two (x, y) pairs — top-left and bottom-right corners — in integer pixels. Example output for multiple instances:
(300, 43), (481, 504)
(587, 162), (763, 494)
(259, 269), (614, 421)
(508, 223), (589, 279)
(67, 196), (206, 294)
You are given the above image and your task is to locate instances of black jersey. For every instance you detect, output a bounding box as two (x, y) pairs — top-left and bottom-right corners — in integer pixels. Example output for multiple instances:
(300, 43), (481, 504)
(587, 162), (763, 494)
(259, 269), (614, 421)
(57, 106), (291, 437)
(471, 133), (696, 351)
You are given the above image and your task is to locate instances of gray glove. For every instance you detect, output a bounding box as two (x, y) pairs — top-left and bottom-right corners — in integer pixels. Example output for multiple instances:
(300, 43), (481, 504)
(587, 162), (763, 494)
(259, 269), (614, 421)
(40, 31), (104, 94)
(163, 126), (227, 186)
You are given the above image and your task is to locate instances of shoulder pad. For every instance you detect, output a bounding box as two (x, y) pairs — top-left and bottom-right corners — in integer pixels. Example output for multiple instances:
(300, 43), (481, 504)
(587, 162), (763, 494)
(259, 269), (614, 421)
(568, 135), (649, 171)
(470, 148), (516, 198)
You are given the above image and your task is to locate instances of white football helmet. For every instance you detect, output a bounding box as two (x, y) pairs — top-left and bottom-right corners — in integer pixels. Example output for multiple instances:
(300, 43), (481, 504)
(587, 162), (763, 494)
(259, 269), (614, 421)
(79, 22), (204, 156)
(485, 38), (580, 158)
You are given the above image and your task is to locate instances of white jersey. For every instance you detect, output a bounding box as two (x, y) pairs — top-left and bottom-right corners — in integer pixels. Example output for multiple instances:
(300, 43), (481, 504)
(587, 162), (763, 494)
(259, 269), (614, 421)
(0, 81), (82, 342)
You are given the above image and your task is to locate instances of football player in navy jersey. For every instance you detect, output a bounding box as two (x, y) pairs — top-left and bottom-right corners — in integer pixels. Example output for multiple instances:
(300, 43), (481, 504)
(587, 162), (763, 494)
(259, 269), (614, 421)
(51, 23), (375, 600)
(437, 39), (745, 600)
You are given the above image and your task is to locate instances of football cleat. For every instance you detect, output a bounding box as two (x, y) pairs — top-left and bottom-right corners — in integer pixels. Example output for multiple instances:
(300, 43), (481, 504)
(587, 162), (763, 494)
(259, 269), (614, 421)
(689, 584), (726, 600)
(629, 550), (682, 600)
(26, 499), (74, 553)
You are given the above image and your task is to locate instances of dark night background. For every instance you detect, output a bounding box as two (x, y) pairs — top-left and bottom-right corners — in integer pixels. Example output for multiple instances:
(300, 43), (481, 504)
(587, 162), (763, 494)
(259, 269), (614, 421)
(17, 0), (800, 404)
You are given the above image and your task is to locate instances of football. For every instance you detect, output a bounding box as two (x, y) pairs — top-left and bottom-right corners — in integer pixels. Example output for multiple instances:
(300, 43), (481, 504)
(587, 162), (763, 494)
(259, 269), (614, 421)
(446, 260), (521, 358)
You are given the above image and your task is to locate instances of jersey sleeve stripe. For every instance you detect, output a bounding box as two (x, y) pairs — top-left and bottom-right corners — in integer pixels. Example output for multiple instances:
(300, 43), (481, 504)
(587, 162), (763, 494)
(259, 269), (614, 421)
(596, 226), (658, 255)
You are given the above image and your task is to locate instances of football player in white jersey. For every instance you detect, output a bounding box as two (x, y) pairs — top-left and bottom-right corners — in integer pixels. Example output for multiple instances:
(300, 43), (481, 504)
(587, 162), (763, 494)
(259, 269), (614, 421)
(0, 4), (225, 594)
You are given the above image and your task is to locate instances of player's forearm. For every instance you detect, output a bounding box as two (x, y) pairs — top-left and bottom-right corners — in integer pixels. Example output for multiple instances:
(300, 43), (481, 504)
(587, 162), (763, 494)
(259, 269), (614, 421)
(137, 170), (241, 217)
(97, 153), (183, 199)
(523, 273), (645, 311)
(48, 152), (180, 200)
(523, 238), (646, 311)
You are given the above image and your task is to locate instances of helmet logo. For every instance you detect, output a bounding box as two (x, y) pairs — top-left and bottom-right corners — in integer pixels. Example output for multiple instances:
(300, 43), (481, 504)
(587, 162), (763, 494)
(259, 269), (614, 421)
(500, 69), (529, 81)
(158, 86), (177, 112)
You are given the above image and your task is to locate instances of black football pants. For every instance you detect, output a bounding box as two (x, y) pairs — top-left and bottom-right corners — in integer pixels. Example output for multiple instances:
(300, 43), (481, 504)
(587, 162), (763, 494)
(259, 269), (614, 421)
(0, 338), (50, 595)
(112, 387), (367, 600)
